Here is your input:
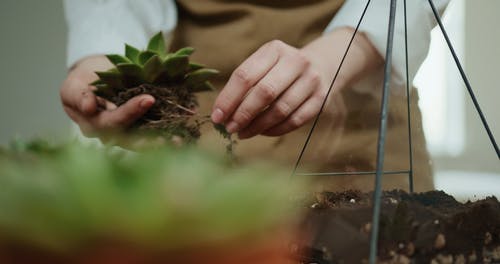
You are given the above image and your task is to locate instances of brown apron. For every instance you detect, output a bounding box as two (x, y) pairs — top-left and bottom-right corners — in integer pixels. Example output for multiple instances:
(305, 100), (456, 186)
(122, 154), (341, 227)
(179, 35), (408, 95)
(171, 0), (434, 192)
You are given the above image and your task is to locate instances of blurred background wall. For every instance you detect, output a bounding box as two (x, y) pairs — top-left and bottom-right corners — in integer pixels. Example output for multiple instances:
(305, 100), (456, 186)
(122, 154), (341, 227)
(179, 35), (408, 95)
(0, 0), (498, 197)
(0, 0), (70, 143)
(414, 0), (500, 199)
(459, 0), (500, 172)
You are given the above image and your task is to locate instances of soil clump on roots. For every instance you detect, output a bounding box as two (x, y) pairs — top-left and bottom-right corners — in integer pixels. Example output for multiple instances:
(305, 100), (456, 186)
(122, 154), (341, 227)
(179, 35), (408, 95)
(113, 83), (203, 141)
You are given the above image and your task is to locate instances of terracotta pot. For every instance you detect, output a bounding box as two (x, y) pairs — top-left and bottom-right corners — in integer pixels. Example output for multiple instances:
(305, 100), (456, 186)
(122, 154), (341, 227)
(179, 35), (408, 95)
(78, 233), (294, 264)
(1, 231), (296, 264)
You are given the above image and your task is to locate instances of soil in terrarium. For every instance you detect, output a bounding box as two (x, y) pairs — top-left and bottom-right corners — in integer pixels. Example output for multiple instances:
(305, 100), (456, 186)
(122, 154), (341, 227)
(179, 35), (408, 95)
(295, 190), (500, 264)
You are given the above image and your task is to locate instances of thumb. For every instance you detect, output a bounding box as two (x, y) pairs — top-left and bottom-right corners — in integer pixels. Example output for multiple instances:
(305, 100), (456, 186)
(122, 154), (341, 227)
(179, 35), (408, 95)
(60, 77), (99, 116)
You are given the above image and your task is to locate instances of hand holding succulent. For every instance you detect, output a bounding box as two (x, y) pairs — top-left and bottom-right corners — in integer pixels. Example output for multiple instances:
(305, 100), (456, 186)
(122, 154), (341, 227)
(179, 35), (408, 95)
(92, 32), (219, 143)
(61, 32), (222, 148)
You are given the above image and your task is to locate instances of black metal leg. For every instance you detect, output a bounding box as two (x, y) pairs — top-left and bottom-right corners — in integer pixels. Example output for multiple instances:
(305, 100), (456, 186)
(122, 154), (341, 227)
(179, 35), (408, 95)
(294, 1), (497, 263)
(403, 0), (414, 193)
(291, 0), (373, 177)
(427, 0), (500, 159)
(369, 0), (398, 263)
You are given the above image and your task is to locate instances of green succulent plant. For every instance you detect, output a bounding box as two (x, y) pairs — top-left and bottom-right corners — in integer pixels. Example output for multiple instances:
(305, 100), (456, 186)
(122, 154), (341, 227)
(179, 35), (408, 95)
(0, 141), (303, 258)
(91, 32), (220, 143)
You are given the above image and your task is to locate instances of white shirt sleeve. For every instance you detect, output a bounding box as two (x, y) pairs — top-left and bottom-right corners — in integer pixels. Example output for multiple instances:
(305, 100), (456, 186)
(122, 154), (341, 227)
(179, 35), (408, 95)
(64, 0), (177, 68)
(324, 0), (450, 84)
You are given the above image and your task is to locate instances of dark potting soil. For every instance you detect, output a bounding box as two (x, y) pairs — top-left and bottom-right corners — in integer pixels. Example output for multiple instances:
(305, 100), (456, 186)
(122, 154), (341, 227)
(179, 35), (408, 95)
(296, 190), (500, 264)
(100, 83), (234, 153)
(110, 83), (204, 141)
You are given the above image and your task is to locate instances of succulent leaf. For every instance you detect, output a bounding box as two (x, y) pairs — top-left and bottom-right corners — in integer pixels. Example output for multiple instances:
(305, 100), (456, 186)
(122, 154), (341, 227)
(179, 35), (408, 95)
(95, 71), (124, 91)
(143, 55), (164, 83)
(175, 47), (195, 56)
(125, 44), (140, 63)
(147, 32), (167, 57)
(95, 70), (119, 77)
(185, 69), (219, 90)
(188, 81), (216, 93)
(93, 84), (114, 100)
(163, 55), (189, 78)
(116, 63), (145, 86)
(139, 51), (158, 66)
(116, 63), (143, 77)
(188, 62), (205, 71)
(90, 79), (105, 86)
(92, 33), (218, 100)
(106, 54), (131, 66)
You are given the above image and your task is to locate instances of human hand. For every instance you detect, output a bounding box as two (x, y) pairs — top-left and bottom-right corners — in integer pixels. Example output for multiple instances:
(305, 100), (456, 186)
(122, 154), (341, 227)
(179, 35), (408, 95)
(211, 40), (330, 139)
(211, 28), (382, 139)
(60, 56), (155, 143)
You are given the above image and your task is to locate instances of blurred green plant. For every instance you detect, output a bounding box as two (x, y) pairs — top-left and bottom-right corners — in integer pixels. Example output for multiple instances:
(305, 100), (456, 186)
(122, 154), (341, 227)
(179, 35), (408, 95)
(0, 140), (303, 254)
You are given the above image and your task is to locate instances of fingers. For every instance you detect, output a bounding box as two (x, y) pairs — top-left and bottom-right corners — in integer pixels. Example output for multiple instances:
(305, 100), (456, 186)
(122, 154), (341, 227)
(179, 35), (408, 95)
(213, 40), (313, 135)
(225, 52), (309, 133)
(211, 40), (281, 124)
(60, 77), (98, 116)
(60, 56), (159, 144)
(237, 70), (319, 139)
(72, 94), (154, 138)
(60, 67), (157, 138)
(90, 94), (155, 131)
(61, 75), (155, 140)
(261, 92), (325, 137)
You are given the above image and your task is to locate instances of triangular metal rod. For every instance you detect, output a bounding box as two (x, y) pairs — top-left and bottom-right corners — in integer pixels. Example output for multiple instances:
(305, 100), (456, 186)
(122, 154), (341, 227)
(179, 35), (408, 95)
(295, 170), (410, 177)
(291, 0), (372, 177)
(403, 0), (415, 193)
(428, 0), (500, 159)
(369, 0), (398, 263)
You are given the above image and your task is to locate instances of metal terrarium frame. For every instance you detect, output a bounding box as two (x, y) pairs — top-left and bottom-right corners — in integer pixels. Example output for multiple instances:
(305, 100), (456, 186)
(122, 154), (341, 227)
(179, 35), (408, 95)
(291, 0), (500, 263)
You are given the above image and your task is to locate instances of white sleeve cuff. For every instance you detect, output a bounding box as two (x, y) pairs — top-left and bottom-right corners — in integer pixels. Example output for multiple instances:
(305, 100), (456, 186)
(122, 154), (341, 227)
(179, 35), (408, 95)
(325, 0), (450, 84)
(64, 0), (177, 68)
